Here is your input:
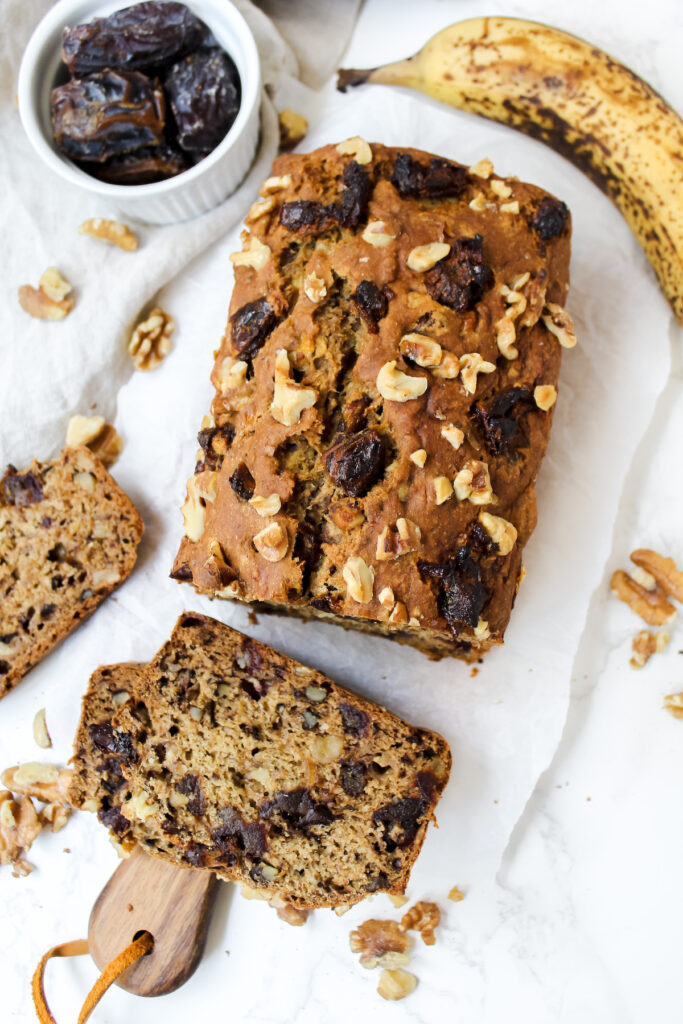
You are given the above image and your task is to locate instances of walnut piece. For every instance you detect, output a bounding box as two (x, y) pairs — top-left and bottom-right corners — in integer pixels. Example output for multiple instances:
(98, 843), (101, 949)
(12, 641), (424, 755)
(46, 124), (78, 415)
(377, 968), (418, 1001)
(630, 549), (683, 603)
(454, 459), (493, 505)
(534, 384), (557, 411)
(376, 361), (427, 402)
(278, 108), (308, 152)
(180, 471), (218, 542)
(342, 556), (374, 603)
(407, 242), (450, 272)
(275, 902), (309, 926)
(441, 423), (464, 449)
(303, 272), (327, 304)
(409, 448), (427, 468)
(217, 355), (248, 393)
(0, 791), (41, 877)
(630, 629), (670, 669)
(376, 518), (421, 560)
(249, 494), (281, 518)
(128, 307), (174, 371)
(400, 900), (441, 945)
(500, 200), (520, 214)
(310, 734), (344, 763)
(610, 569), (677, 626)
(478, 511), (517, 555)
(65, 415), (122, 467)
(362, 220), (395, 247)
(246, 197), (276, 224)
(399, 333), (442, 368)
(336, 136), (372, 164)
(78, 218), (138, 251)
(261, 174), (292, 194)
(541, 302), (577, 348)
(18, 273), (74, 320)
(32, 709), (52, 750)
(495, 316), (518, 359)
(448, 885), (465, 902)
(469, 157), (493, 179)
(490, 178), (512, 198)
(433, 476), (454, 505)
(270, 350), (317, 426)
(253, 522), (288, 562)
(229, 236), (271, 271)
(349, 919), (411, 969)
(664, 693), (683, 719)
(459, 352), (496, 394)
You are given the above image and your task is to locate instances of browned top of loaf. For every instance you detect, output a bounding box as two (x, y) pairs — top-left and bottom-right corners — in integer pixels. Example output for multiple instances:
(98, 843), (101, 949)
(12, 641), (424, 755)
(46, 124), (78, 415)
(110, 612), (451, 908)
(172, 142), (570, 651)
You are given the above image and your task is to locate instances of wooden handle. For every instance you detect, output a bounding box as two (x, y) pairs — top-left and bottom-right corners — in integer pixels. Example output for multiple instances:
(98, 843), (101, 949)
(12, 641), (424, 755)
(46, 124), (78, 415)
(88, 847), (220, 997)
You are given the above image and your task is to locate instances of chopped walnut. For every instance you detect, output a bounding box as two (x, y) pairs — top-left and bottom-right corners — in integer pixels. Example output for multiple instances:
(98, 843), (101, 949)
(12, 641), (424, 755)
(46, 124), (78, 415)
(249, 494), (281, 518)
(180, 471), (218, 542)
(441, 424), (464, 450)
(278, 108), (308, 152)
(432, 351), (460, 379)
(389, 601), (408, 625)
(610, 569), (677, 626)
(459, 352), (496, 394)
(65, 415), (122, 467)
(490, 178), (512, 198)
(534, 384), (557, 411)
(217, 355), (248, 393)
(409, 448), (427, 468)
(336, 136), (372, 164)
(39, 267), (73, 302)
(0, 791), (41, 877)
(407, 242), (450, 272)
(128, 307), (174, 371)
(378, 587), (395, 609)
(388, 894), (409, 908)
(78, 218), (138, 251)
(478, 511), (517, 555)
(664, 693), (683, 719)
(376, 361), (427, 402)
(253, 522), (288, 562)
(270, 350), (317, 426)
(303, 272), (327, 304)
(18, 274), (74, 320)
(454, 460), (493, 505)
(32, 709), (52, 750)
(377, 968), (417, 1000)
(399, 333), (442, 368)
(362, 220), (396, 247)
(400, 900), (440, 945)
(261, 174), (292, 194)
(630, 629), (670, 669)
(274, 902), (309, 926)
(631, 549), (683, 603)
(1, 763), (72, 805)
(342, 556), (374, 603)
(495, 316), (518, 359)
(246, 197), (276, 223)
(310, 734), (344, 763)
(349, 919), (411, 969)
(469, 157), (493, 179)
(376, 518), (421, 560)
(433, 476), (454, 505)
(541, 303), (577, 348)
(448, 885), (465, 902)
(229, 236), (271, 271)
(469, 191), (489, 212)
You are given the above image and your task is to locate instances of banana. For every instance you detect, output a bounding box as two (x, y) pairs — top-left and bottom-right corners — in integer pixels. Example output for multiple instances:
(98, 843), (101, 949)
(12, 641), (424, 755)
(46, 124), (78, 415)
(338, 16), (683, 325)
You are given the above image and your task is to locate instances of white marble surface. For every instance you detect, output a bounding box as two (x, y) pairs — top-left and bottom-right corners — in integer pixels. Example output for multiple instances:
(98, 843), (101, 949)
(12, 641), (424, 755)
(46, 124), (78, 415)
(2, 0), (683, 1022)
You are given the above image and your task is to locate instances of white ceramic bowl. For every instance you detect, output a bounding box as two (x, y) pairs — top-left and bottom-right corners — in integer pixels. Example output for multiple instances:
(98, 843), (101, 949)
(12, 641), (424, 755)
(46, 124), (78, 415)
(18, 0), (261, 224)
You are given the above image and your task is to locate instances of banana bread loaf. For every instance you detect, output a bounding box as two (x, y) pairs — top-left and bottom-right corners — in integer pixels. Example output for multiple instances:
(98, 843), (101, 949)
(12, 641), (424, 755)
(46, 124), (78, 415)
(171, 141), (574, 659)
(105, 612), (451, 908)
(0, 447), (143, 698)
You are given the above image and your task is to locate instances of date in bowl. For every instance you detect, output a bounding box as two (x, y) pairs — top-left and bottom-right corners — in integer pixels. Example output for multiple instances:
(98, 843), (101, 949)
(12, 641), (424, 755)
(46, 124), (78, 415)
(18, 0), (261, 224)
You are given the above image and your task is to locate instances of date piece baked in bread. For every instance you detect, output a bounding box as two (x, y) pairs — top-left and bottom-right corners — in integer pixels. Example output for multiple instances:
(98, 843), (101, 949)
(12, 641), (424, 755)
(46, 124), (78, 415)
(104, 612), (450, 909)
(171, 142), (573, 660)
(0, 447), (143, 698)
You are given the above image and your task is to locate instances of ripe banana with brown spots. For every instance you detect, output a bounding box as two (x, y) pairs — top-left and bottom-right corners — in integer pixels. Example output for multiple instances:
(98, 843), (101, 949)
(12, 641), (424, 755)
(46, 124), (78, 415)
(338, 16), (683, 325)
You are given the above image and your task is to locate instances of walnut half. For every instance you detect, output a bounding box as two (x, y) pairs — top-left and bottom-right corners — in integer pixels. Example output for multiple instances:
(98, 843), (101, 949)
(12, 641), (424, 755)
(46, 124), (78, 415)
(128, 307), (174, 371)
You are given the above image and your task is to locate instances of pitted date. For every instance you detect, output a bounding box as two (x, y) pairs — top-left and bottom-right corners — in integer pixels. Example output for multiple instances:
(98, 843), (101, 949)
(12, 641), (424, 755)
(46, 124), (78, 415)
(392, 152), (469, 200)
(473, 387), (535, 455)
(324, 429), (386, 497)
(51, 69), (166, 162)
(351, 280), (392, 333)
(419, 547), (488, 635)
(166, 48), (241, 153)
(230, 298), (280, 363)
(86, 143), (187, 184)
(62, 2), (208, 76)
(531, 196), (569, 241)
(425, 234), (494, 313)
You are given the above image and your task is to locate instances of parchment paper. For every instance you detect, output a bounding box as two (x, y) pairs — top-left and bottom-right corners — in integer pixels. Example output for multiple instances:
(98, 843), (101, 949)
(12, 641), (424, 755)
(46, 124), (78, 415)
(0, 3), (675, 1021)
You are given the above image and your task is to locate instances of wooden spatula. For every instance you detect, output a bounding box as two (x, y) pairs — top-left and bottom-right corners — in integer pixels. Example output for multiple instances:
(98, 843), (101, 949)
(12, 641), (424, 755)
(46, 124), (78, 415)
(88, 847), (220, 997)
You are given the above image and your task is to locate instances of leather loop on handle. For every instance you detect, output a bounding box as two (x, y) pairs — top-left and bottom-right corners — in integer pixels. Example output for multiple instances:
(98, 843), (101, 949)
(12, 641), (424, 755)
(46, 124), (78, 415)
(33, 932), (153, 1024)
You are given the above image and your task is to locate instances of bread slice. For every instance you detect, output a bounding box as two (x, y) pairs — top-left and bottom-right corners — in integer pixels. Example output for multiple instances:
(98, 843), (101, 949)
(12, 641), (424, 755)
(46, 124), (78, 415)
(109, 612), (451, 909)
(0, 447), (143, 699)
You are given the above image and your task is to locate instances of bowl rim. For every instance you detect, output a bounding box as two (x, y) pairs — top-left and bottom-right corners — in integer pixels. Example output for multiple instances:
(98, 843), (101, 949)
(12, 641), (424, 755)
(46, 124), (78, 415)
(17, 0), (261, 199)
